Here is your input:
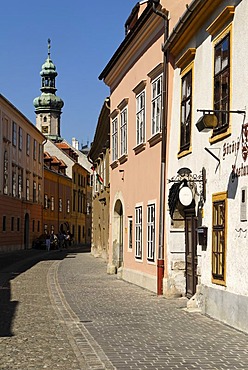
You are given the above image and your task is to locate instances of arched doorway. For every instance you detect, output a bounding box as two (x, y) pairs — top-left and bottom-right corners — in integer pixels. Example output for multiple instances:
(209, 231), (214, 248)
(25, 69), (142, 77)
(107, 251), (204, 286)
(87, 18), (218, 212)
(112, 200), (123, 269)
(24, 213), (29, 249)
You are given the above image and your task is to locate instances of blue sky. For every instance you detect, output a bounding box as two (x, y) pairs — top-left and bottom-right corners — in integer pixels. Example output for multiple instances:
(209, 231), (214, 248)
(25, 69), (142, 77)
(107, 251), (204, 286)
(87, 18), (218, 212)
(0, 0), (137, 147)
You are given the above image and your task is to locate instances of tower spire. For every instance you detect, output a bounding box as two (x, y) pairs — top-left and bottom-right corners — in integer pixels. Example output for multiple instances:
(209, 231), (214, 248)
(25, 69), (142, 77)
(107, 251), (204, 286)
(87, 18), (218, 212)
(33, 40), (64, 140)
(48, 38), (51, 58)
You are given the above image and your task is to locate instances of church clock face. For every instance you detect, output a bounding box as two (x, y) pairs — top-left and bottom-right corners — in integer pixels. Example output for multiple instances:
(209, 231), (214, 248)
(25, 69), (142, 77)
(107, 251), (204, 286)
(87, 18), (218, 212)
(42, 126), (48, 134)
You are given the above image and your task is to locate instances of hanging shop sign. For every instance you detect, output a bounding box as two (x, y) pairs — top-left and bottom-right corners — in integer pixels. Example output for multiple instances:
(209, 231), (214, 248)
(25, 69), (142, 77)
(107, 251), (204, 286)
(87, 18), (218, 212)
(168, 168), (206, 219)
(179, 186), (193, 206)
(222, 123), (248, 177)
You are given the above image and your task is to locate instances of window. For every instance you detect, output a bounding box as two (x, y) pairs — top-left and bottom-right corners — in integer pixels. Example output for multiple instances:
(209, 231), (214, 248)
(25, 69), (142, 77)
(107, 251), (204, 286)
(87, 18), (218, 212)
(11, 217), (14, 231)
(112, 117), (118, 161)
(180, 70), (192, 152)
(94, 171), (99, 194)
(103, 158), (106, 187)
(33, 139), (37, 160)
(100, 162), (104, 190)
(18, 172), (22, 199)
(44, 194), (48, 209)
(73, 190), (76, 211)
(3, 216), (6, 232)
(26, 179), (30, 200)
(18, 127), (23, 151)
(212, 192), (227, 284)
(51, 196), (54, 211)
(38, 144), (42, 163)
(33, 181), (37, 202)
(67, 199), (70, 213)
(12, 122), (17, 146)
(17, 218), (20, 231)
(136, 91), (145, 145)
(240, 187), (247, 222)
(147, 204), (155, 261)
(32, 220), (35, 232)
(128, 217), (133, 250)
(78, 191), (81, 212)
(152, 76), (162, 135)
(37, 220), (40, 232)
(135, 206), (142, 259)
(3, 151), (8, 195)
(26, 134), (30, 156)
(38, 184), (41, 203)
(12, 171), (17, 197)
(59, 198), (62, 212)
(213, 33), (230, 134)
(120, 108), (127, 156)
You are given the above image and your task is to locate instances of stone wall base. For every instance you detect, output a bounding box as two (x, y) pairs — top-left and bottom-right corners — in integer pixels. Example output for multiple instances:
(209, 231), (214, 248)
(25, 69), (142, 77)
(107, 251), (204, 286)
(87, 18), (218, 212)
(121, 268), (157, 293)
(200, 285), (248, 334)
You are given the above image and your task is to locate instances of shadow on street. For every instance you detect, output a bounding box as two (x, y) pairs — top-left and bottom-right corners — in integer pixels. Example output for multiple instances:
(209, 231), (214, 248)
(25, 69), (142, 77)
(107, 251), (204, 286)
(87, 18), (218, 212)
(0, 244), (91, 337)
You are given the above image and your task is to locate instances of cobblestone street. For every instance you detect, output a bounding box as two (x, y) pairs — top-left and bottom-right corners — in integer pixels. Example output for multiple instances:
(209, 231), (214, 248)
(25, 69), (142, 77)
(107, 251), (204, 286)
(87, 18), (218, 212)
(1, 247), (248, 370)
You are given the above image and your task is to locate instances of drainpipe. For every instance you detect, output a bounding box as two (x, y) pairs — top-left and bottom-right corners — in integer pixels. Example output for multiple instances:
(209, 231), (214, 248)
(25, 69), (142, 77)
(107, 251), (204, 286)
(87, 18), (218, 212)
(150, 0), (169, 295)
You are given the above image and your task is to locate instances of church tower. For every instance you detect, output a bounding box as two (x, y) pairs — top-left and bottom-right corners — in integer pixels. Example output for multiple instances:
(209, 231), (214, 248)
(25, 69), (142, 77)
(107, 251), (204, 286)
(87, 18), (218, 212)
(33, 39), (64, 140)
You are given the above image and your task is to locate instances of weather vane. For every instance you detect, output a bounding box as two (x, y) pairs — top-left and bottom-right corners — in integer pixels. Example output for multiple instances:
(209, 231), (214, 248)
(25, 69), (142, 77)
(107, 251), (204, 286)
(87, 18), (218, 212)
(48, 38), (51, 58)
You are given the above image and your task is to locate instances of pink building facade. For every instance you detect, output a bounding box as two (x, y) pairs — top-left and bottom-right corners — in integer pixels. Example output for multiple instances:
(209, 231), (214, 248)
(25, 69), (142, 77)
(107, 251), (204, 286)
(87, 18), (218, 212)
(99, 1), (188, 293)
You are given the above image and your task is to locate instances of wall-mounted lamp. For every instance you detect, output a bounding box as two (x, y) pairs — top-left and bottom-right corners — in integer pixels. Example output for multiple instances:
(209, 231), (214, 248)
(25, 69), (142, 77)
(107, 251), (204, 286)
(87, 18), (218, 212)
(196, 114), (218, 132)
(196, 109), (246, 133)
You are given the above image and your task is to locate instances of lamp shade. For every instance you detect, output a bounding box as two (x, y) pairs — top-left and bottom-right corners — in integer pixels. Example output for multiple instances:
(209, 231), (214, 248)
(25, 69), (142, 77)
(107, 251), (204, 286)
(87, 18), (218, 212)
(196, 114), (218, 132)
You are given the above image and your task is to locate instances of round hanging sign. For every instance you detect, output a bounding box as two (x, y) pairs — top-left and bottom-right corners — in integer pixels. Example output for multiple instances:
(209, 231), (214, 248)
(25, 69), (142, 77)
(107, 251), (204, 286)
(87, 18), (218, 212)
(179, 186), (193, 206)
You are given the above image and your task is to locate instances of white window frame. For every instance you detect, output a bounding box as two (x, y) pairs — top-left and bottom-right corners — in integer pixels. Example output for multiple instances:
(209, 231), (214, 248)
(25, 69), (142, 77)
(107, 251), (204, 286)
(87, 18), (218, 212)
(151, 75), (162, 135)
(38, 184), (41, 203)
(26, 178), (30, 201)
(18, 172), (22, 199)
(112, 117), (118, 162)
(120, 107), (127, 156)
(136, 91), (145, 145)
(12, 122), (17, 146)
(18, 127), (23, 151)
(26, 134), (30, 156)
(147, 203), (155, 261)
(94, 171), (99, 193)
(12, 171), (17, 197)
(128, 216), (133, 251)
(33, 181), (37, 202)
(33, 139), (37, 160)
(135, 206), (142, 259)
(51, 196), (54, 211)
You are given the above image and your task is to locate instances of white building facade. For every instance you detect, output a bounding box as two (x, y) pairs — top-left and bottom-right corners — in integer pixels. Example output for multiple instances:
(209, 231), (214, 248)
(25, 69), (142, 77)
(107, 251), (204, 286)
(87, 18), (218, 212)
(166, 0), (248, 332)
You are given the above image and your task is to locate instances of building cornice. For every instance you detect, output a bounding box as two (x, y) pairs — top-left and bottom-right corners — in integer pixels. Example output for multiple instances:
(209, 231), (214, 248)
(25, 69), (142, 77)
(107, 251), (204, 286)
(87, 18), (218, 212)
(163, 0), (225, 58)
(99, 5), (164, 88)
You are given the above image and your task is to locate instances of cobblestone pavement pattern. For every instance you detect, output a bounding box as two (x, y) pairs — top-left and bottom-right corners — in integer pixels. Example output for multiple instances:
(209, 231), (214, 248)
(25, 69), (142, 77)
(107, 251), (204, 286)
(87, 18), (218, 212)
(1, 248), (248, 370)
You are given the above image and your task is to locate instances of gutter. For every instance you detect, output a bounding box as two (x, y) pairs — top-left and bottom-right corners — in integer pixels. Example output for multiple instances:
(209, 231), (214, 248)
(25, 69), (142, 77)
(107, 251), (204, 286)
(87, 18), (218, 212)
(150, 0), (169, 296)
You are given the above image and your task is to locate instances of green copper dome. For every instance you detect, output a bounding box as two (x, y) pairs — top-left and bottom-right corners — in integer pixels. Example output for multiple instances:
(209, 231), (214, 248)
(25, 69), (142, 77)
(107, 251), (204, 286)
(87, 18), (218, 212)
(33, 39), (64, 112)
(40, 58), (57, 78)
(33, 93), (64, 111)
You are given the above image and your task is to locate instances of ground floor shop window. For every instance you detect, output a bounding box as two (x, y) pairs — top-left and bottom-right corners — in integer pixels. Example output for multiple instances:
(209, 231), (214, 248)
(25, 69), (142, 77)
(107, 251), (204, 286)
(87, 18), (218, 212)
(212, 192), (227, 285)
